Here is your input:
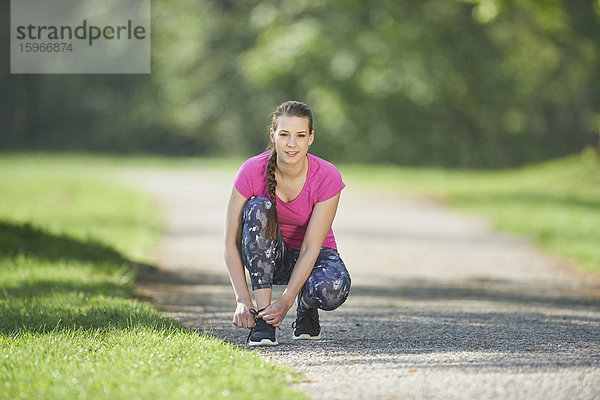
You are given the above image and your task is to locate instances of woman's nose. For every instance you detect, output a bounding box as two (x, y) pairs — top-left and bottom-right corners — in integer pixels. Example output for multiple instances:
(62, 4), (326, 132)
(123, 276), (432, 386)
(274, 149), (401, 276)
(287, 137), (296, 147)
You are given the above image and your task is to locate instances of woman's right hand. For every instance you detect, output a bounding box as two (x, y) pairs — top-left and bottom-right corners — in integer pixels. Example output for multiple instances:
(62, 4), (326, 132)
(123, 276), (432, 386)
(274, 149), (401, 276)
(232, 301), (256, 329)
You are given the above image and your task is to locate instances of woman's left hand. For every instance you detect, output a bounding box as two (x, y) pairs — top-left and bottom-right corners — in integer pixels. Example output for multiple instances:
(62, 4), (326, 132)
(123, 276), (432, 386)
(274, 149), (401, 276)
(258, 296), (293, 327)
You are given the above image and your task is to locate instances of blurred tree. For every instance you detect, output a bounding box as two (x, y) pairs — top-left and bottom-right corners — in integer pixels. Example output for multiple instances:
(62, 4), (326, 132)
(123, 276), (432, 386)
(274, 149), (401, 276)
(1, 0), (599, 167)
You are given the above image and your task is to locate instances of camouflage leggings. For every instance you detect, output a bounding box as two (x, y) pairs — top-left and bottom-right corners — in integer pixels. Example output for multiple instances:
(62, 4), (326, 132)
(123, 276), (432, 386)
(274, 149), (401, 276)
(241, 196), (351, 311)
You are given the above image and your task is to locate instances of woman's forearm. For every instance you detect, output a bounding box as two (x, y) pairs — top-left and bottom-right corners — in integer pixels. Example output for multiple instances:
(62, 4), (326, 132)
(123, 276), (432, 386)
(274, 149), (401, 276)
(224, 244), (253, 304)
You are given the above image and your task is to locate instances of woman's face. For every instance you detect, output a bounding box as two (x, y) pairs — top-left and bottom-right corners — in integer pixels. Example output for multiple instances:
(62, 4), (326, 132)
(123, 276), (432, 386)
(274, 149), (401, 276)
(270, 115), (314, 165)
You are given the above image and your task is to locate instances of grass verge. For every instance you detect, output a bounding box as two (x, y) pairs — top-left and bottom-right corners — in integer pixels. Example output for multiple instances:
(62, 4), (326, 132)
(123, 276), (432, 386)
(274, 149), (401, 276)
(341, 149), (600, 273)
(0, 155), (304, 400)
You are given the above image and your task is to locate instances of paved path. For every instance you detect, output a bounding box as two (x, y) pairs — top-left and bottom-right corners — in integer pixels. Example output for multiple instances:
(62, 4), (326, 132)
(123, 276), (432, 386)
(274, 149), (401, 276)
(121, 165), (600, 400)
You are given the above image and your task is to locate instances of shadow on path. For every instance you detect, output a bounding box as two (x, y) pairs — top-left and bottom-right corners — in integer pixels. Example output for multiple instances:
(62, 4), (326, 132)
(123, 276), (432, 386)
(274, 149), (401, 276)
(350, 280), (600, 310)
(134, 264), (600, 372)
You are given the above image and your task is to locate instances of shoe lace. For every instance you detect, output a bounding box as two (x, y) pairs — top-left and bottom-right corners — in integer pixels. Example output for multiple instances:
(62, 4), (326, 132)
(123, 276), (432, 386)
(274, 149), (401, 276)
(246, 308), (280, 343)
(246, 308), (259, 343)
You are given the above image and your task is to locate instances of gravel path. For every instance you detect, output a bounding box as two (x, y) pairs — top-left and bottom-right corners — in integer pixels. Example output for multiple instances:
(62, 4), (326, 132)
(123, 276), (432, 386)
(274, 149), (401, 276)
(121, 165), (600, 400)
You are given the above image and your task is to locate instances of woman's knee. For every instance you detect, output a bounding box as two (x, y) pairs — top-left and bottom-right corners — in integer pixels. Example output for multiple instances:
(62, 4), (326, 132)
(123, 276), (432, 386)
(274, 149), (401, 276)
(322, 276), (351, 311)
(308, 272), (351, 311)
(243, 196), (271, 215)
(242, 196), (272, 231)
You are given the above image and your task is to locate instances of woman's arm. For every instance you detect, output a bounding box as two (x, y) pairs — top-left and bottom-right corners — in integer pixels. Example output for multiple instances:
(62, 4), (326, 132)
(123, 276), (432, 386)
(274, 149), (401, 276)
(224, 186), (256, 329)
(259, 193), (341, 326)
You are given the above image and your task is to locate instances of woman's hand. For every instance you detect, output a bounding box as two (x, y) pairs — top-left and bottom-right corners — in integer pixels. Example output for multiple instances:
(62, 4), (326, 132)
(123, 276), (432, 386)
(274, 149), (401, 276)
(258, 296), (294, 327)
(233, 301), (256, 329)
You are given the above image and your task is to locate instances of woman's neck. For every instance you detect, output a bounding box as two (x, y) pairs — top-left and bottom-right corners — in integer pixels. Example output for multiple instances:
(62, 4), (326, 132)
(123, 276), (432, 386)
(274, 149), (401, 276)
(277, 154), (308, 180)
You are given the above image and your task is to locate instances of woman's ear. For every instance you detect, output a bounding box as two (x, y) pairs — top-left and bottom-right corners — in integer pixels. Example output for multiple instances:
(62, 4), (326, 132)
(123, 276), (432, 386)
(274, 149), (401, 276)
(269, 129), (275, 143)
(308, 130), (315, 146)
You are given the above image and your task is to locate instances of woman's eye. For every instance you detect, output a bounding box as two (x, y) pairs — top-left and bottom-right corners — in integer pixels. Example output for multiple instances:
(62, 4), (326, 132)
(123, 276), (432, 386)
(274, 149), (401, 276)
(298, 134), (306, 138)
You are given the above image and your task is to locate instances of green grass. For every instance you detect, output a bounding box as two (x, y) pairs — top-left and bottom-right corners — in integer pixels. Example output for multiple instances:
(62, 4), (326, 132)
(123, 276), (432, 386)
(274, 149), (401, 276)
(0, 154), (304, 400)
(341, 148), (600, 273)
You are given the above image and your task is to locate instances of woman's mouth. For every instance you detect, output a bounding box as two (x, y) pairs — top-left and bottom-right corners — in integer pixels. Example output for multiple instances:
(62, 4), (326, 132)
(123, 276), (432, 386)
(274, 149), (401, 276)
(285, 151), (299, 157)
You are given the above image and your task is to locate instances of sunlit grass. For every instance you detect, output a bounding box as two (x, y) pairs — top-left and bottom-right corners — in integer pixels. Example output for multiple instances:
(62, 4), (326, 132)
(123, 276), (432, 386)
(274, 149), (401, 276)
(341, 150), (600, 272)
(1, 327), (301, 400)
(0, 154), (304, 400)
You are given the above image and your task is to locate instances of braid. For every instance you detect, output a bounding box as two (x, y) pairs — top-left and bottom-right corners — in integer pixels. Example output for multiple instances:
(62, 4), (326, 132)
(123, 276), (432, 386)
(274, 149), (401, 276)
(264, 100), (313, 238)
(265, 149), (279, 238)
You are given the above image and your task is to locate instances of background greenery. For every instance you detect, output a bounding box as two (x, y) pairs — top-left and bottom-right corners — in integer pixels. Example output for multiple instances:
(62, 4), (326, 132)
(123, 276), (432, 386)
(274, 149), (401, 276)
(2, 0), (600, 167)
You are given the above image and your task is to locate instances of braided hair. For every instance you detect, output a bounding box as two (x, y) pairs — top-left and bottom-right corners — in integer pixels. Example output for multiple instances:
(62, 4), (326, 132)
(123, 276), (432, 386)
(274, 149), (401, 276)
(264, 100), (314, 238)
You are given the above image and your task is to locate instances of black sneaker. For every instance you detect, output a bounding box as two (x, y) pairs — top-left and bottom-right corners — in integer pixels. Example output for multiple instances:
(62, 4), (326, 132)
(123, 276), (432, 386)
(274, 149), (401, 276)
(292, 306), (321, 340)
(247, 308), (278, 346)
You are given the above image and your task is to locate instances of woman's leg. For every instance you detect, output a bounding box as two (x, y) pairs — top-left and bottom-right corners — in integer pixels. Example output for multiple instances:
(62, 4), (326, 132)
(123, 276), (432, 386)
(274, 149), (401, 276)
(240, 196), (289, 309)
(299, 248), (351, 311)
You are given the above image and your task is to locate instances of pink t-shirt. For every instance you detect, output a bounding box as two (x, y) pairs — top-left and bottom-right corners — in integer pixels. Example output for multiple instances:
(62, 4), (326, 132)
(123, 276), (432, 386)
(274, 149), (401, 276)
(234, 151), (345, 250)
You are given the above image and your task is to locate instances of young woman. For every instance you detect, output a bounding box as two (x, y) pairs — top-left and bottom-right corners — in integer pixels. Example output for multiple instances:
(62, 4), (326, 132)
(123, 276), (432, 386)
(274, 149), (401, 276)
(224, 100), (351, 346)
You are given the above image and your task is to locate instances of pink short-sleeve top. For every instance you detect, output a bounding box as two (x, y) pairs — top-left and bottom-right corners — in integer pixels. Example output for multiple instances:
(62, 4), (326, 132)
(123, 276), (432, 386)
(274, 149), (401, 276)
(233, 151), (345, 250)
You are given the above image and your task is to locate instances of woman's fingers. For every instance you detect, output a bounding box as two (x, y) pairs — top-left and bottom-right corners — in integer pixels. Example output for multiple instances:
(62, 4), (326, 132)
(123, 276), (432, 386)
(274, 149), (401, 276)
(233, 310), (255, 329)
(261, 311), (283, 326)
(267, 314), (281, 327)
(258, 305), (273, 317)
(258, 306), (274, 319)
(256, 299), (291, 327)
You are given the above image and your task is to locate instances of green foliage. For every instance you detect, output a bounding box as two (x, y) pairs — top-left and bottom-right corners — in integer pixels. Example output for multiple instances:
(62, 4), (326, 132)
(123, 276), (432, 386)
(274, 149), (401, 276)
(0, 155), (304, 400)
(342, 150), (600, 272)
(2, 0), (599, 167)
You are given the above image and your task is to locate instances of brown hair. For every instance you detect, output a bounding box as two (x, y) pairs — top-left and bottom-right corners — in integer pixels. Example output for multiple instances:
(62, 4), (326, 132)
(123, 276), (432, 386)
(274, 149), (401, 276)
(264, 100), (314, 238)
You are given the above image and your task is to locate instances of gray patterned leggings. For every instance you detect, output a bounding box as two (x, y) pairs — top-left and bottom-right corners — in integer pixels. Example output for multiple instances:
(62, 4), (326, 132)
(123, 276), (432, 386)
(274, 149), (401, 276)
(241, 196), (351, 311)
